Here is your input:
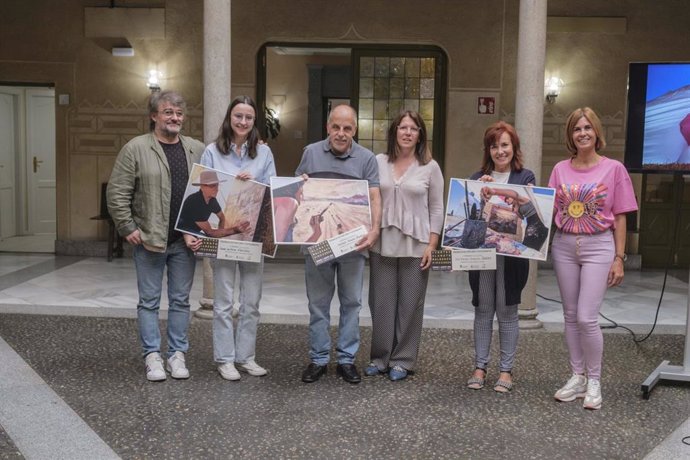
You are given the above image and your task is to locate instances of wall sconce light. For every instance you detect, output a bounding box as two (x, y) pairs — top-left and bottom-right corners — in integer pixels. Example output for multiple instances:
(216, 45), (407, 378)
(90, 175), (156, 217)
(545, 77), (564, 104)
(147, 69), (162, 92)
(270, 94), (286, 119)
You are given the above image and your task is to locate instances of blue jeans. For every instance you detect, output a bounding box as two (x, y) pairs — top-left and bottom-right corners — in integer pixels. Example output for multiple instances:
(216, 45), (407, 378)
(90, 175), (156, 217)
(133, 239), (196, 357)
(212, 258), (263, 364)
(305, 252), (365, 365)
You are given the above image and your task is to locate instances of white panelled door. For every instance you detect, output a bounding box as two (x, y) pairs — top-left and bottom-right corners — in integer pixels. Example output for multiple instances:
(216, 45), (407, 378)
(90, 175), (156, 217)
(25, 88), (56, 235)
(0, 88), (19, 239)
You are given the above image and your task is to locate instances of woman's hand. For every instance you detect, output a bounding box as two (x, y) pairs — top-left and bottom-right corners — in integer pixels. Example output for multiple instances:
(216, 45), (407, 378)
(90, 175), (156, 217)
(478, 175), (494, 183)
(236, 171), (253, 181)
(183, 233), (202, 252)
(608, 258), (624, 287)
(420, 245), (434, 270)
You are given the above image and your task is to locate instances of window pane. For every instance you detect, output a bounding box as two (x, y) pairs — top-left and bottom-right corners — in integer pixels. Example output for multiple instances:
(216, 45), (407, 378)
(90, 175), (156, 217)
(374, 99), (388, 119)
(420, 100), (434, 121)
(389, 78), (404, 98)
(374, 78), (389, 99)
(374, 120), (388, 140)
(405, 58), (420, 77)
(375, 57), (390, 77)
(359, 98), (374, 119)
(358, 118), (373, 140)
(390, 58), (405, 77)
(360, 78), (374, 98)
(420, 78), (435, 99)
(360, 57), (375, 77)
(389, 99), (403, 117)
(403, 99), (419, 113)
(373, 140), (387, 154)
(404, 78), (420, 99)
(421, 58), (435, 78)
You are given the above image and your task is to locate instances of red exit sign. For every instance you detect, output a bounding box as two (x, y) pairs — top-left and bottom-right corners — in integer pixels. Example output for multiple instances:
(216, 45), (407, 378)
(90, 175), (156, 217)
(478, 97), (495, 114)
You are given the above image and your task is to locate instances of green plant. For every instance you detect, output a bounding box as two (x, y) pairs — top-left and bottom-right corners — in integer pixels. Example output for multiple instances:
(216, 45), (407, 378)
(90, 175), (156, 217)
(263, 107), (281, 140)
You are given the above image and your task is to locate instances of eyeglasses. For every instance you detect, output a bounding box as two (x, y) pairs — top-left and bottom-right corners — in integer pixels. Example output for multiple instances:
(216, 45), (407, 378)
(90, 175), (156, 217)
(397, 125), (420, 133)
(159, 109), (184, 118)
(233, 113), (255, 122)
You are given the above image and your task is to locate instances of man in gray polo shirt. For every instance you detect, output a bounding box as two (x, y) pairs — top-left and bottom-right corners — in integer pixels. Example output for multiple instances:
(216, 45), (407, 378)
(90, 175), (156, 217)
(297, 105), (382, 384)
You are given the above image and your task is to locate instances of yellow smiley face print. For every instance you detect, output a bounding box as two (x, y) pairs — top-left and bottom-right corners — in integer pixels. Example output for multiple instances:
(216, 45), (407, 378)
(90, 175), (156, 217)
(567, 200), (585, 218)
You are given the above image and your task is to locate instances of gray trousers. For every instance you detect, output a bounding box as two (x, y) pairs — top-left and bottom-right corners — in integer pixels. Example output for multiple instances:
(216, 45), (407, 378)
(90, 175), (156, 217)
(474, 256), (519, 372)
(368, 253), (429, 371)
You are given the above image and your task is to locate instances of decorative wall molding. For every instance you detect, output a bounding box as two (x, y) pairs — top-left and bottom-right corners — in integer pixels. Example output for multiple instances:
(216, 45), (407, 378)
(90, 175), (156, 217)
(68, 103), (203, 156)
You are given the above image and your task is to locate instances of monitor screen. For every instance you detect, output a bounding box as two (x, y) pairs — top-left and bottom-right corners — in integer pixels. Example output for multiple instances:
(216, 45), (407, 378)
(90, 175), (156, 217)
(625, 62), (690, 173)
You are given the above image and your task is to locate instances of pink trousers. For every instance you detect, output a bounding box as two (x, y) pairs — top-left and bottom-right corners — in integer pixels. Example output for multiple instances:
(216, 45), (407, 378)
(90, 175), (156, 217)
(551, 230), (614, 380)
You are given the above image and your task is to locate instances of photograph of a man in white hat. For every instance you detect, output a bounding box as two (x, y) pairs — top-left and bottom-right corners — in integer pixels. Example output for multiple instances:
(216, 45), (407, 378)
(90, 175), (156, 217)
(177, 168), (251, 238)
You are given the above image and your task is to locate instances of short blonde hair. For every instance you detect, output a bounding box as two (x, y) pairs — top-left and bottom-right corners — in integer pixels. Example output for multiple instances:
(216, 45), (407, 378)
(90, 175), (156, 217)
(565, 107), (606, 155)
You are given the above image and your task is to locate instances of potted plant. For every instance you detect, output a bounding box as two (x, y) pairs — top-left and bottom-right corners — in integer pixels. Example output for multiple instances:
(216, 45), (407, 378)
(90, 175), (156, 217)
(263, 107), (281, 140)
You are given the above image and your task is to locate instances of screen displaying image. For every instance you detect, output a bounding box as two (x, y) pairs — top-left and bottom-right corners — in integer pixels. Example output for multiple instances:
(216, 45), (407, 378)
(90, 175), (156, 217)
(625, 62), (690, 173)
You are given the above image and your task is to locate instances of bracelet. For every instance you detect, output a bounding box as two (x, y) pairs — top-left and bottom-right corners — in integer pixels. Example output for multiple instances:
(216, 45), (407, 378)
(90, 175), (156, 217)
(614, 254), (627, 262)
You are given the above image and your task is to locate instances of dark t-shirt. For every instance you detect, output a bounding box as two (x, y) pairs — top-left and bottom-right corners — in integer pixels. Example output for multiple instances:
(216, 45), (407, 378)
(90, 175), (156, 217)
(160, 141), (189, 243)
(177, 189), (221, 236)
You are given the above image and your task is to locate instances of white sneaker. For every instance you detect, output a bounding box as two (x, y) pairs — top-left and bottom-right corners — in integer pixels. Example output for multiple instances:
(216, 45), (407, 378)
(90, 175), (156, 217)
(144, 352), (166, 382)
(554, 373), (587, 402)
(238, 359), (268, 377)
(218, 362), (241, 381)
(583, 379), (603, 410)
(166, 351), (190, 379)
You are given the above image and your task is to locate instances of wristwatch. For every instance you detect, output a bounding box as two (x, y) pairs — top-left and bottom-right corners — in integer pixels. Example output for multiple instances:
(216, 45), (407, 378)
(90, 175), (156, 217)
(614, 253), (627, 262)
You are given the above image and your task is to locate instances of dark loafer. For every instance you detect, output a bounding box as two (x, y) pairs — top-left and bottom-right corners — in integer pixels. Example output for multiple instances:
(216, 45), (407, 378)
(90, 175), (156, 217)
(336, 363), (362, 384)
(301, 363), (327, 383)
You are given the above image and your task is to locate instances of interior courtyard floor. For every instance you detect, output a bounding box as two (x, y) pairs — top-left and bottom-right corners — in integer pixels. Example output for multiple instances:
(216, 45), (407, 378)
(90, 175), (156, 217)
(0, 252), (689, 459)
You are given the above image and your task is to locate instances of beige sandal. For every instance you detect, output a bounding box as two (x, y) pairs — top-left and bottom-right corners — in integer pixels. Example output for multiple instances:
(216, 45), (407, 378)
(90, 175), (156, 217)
(494, 371), (513, 393)
(467, 368), (486, 390)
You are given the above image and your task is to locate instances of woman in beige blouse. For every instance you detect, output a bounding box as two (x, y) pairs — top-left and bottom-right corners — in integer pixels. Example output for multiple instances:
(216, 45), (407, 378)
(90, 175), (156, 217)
(365, 110), (444, 381)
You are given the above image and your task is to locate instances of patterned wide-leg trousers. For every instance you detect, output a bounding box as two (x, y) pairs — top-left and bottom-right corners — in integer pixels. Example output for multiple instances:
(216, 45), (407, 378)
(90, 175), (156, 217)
(368, 252), (430, 371)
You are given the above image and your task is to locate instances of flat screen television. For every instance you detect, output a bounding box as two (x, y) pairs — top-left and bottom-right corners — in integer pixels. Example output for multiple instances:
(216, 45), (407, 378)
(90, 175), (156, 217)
(625, 62), (690, 173)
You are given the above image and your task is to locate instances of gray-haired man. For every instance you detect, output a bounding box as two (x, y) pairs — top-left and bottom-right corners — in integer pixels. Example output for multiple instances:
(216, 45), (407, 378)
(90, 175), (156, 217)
(107, 90), (205, 381)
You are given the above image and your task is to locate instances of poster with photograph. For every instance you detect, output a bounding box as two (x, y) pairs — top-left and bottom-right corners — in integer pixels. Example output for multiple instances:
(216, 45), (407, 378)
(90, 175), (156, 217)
(442, 179), (555, 261)
(175, 163), (276, 258)
(270, 177), (371, 245)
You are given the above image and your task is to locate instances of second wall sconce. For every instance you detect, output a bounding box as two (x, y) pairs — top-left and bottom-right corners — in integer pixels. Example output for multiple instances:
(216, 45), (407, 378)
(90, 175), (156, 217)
(545, 77), (564, 104)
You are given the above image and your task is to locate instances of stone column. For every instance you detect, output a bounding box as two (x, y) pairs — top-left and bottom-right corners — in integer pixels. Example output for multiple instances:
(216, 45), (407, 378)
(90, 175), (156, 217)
(514, 0), (547, 329)
(196, 0), (232, 319)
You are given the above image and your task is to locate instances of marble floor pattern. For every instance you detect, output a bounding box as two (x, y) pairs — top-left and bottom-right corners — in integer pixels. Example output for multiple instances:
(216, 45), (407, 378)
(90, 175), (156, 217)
(0, 252), (689, 458)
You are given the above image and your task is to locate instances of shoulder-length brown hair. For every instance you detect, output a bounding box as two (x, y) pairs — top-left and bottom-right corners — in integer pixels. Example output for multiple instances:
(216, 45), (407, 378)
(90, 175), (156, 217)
(481, 121), (524, 174)
(564, 107), (606, 155)
(215, 95), (261, 159)
(385, 110), (432, 165)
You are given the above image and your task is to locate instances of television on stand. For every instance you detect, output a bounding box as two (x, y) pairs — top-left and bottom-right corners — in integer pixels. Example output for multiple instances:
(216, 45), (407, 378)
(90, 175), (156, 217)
(625, 62), (690, 174)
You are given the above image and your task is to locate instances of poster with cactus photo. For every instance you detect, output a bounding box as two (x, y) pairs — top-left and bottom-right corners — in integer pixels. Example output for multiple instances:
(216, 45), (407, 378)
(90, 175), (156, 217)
(442, 178), (555, 261)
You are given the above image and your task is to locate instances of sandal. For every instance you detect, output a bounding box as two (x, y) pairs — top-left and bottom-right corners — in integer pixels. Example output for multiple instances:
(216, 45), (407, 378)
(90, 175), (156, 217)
(466, 367), (486, 390)
(494, 371), (513, 393)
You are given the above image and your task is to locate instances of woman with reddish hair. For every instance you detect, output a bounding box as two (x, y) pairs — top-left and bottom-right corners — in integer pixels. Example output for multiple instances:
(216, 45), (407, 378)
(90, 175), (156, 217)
(466, 121), (534, 393)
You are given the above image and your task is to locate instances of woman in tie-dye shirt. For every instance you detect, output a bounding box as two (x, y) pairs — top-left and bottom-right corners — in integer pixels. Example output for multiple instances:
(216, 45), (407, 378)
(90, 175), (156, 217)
(548, 107), (637, 410)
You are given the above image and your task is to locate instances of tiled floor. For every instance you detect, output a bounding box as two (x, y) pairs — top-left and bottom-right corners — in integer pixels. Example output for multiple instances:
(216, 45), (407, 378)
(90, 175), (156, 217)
(0, 253), (688, 332)
(1, 252), (689, 458)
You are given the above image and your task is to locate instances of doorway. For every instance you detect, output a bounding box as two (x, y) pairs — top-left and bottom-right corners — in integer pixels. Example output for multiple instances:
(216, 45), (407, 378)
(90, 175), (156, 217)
(257, 44), (447, 176)
(0, 85), (56, 253)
